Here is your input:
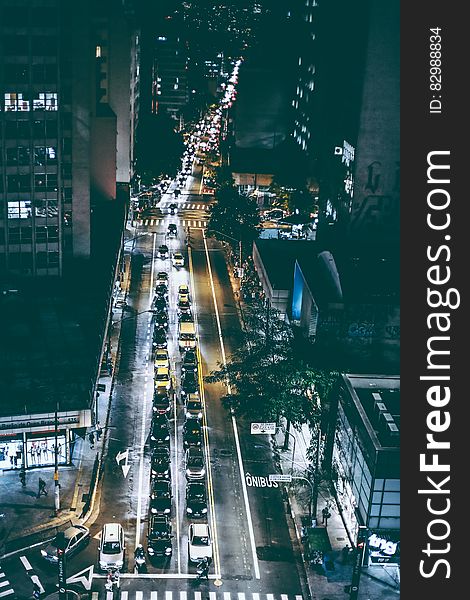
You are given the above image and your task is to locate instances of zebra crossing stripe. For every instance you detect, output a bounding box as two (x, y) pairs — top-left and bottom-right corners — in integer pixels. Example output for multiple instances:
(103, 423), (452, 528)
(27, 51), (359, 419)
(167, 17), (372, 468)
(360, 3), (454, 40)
(209, 592), (217, 600)
(224, 593), (231, 600)
(151, 593), (158, 600)
(136, 592), (143, 600)
(0, 574), (4, 579)
(267, 595), (274, 600)
(106, 592), (113, 600)
(166, 592), (172, 600)
(281, 595), (289, 600)
(194, 592), (202, 600)
(180, 592), (187, 600)
(238, 593), (246, 600)
(252, 594), (260, 600)
(0, 590), (14, 598)
(121, 593), (128, 600)
(0, 583), (10, 589)
(30, 575), (44, 593)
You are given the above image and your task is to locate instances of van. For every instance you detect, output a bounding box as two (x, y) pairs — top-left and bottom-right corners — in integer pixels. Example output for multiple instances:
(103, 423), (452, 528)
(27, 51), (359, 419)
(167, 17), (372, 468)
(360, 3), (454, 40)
(98, 523), (125, 571)
(178, 321), (196, 350)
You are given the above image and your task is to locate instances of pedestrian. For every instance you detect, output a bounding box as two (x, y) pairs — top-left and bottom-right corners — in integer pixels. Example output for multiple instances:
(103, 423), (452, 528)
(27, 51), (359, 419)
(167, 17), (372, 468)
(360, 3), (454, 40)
(341, 544), (351, 564)
(37, 477), (47, 498)
(96, 422), (102, 441)
(322, 506), (331, 525)
(88, 432), (95, 449)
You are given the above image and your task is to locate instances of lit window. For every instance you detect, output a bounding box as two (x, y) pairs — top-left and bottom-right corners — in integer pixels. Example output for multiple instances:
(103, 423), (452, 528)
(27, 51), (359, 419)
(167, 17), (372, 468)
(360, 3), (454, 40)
(4, 92), (30, 111)
(174, 84), (179, 90)
(96, 45), (102, 58)
(8, 201), (31, 219)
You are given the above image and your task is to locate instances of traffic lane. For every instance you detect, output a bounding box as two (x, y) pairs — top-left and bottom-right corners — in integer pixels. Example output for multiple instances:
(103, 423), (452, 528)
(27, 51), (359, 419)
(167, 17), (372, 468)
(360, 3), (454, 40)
(190, 233), (253, 580)
(192, 235), (303, 594)
(91, 229), (156, 571)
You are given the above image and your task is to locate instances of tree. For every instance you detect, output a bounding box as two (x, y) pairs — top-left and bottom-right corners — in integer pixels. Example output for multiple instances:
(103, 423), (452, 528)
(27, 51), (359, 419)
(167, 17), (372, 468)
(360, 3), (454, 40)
(206, 186), (260, 259)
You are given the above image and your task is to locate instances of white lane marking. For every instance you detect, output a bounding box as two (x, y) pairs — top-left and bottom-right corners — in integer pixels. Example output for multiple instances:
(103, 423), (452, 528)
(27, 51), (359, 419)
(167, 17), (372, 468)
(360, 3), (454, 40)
(0, 590), (14, 597)
(136, 592), (143, 600)
(30, 575), (44, 593)
(223, 593), (231, 600)
(194, 593), (202, 600)
(20, 555), (32, 571)
(203, 231), (260, 579)
(238, 594), (246, 600)
(121, 593), (128, 600)
(0, 583), (10, 589)
(209, 593), (217, 600)
(151, 593), (158, 600)
(174, 385), (181, 573)
(166, 592), (172, 600)
(180, 592), (187, 600)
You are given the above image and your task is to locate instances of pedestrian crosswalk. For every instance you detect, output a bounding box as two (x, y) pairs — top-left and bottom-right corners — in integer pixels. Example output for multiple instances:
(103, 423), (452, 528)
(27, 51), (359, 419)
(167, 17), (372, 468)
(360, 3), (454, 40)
(132, 219), (207, 228)
(0, 570), (14, 598)
(160, 202), (210, 211)
(94, 592), (303, 600)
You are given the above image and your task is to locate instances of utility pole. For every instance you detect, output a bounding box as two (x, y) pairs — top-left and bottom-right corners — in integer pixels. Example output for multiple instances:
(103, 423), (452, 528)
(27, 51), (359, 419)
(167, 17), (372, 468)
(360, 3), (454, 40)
(54, 401), (60, 515)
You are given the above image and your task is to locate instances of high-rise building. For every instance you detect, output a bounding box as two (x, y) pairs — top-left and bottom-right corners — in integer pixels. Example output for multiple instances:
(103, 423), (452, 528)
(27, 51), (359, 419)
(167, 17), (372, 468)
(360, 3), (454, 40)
(291, 0), (399, 244)
(0, 0), (139, 278)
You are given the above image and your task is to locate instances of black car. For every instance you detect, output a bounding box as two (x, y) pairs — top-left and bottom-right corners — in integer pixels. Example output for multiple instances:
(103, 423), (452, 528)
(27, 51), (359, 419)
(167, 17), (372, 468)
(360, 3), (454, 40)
(178, 311), (193, 323)
(186, 482), (208, 517)
(152, 326), (167, 349)
(183, 420), (203, 449)
(167, 223), (177, 237)
(150, 414), (170, 448)
(153, 392), (172, 416)
(155, 283), (168, 298)
(147, 515), (173, 559)
(150, 479), (172, 500)
(169, 203), (177, 215)
(149, 494), (172, 516)
(158, 244), (169, 258)
(154, 296), (168, 314)
(182, 350), (197, 373)
(155, 311), (168, 329)
(181, 370), (199, 398)
(150, 447), (171, 480)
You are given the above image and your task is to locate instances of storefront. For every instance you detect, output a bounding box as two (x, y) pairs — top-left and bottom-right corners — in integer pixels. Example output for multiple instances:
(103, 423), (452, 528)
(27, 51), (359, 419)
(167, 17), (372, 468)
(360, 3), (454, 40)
(0, 410), (91, 471)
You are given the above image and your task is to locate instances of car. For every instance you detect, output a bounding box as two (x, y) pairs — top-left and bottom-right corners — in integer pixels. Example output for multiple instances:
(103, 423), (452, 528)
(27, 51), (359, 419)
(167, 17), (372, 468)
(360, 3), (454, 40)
(153, 391), (172, 416)
(188, 523), (212, 563)
(181, 370), (199, 398)
(155, 366), (171, 391)
(114, 298), (127, 310)
(147, 515), (173, 559)
(150, 413), (170, 447)
(158, 244), (169, 258)
(154, 295), (168, 314)
(167, 223), (177, 237)
(182, 349), (197, 373)
(177, 298), (191, 314)
(179, 311), (194, 323)
(150, 447), (171, 480)
(154, 311), (168, 329)
(169, 203), (177, 215)
(172, 252), (184, 268)
(152, 326), (167, 349)
(155, 283), (168, 298)
(184, 446), (205, 480)
(183, 420), (203, 449)
(150, 478), (172, 500)
(98, 523), (125, 572)
(178, 284), (190, 303)
(149, 492), (172, 516)
(186, 482), (208, 517)
(184, 394), (203, 420)
(41, 525), (90, 564)
(154, 349), (169, 370)
(157, 271), (169, 285)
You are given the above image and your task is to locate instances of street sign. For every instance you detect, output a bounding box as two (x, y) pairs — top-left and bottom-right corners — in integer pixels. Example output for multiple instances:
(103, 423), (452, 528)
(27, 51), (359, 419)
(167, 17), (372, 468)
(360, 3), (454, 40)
(269, 474), (292, 483)
(251, 422), (276, 435)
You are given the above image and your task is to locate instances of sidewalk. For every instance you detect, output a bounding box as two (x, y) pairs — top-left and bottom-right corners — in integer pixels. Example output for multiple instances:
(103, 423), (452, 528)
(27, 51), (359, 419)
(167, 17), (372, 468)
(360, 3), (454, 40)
(224, 246), (400, 600)
(0, 270), (128, 560)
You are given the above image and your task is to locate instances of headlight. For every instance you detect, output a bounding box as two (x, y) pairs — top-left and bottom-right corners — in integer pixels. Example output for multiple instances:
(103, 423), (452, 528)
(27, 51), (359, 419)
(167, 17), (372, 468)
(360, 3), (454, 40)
(165, 547), (172, 555)
(202, 508), (207, 514)
(40, 550), (47, 557)
(148, 548), (154, 555)
(165, 508), (170, 514)
(187, 507), (193, 514)
(197, 412), (203, 419)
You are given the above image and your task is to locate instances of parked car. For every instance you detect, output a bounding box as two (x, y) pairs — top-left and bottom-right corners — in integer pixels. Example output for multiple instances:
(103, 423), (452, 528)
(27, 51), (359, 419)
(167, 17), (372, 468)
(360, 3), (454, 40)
(150, 447), (171, 480)
(150, 479), (172, 500)
(188, 523), (212, 563)
(98, 522), (125, 572)
(149, 492), (172, 516)
(183, 420), (203, 449)
(177, 298), (191, 314)
(41, 525), (90, 564)
(186, 482), (208, 517)
(154, 295), (168, 314)
(182, 349), (197, 373)
(150, 413), (170, 448)
(147, 515), (173, 559)
(154, 349), (169, 370)
(152, 392), (172, 416)
(181, 370), (199, 398)
(155, 283), (168, 298)
(172, 252), (184, 268)
(179, 311), (194, 323)
(184, 446), (205, 480)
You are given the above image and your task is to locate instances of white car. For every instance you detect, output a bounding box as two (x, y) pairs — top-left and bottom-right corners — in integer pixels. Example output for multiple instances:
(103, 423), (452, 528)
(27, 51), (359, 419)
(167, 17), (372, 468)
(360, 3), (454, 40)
(188, 523), (212, 563)
(172, 252), (184, 267)
(154, 349), (169, 370)
(155, 367), (171, 391)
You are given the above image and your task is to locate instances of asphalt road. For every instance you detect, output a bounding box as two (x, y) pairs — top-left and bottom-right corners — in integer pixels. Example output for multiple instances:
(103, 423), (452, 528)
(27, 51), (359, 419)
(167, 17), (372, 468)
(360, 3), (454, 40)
(1, 175), (304, 600)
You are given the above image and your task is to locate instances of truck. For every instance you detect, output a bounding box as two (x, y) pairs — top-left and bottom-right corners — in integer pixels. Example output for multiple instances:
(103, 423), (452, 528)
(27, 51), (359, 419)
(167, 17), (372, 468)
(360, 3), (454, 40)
(178, 321), (196, 350)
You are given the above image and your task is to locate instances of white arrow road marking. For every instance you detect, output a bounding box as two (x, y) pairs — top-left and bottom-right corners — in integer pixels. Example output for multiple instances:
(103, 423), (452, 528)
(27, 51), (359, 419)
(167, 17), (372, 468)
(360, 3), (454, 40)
(93, 531), (102, 540)
(116, 449), (130, 478)
(66, 565), (94, 590)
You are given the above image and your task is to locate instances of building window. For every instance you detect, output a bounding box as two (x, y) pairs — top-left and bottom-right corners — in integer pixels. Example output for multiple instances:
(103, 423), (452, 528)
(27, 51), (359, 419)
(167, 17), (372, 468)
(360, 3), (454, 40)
(8, 201), (32, 219)
(33, 93), (58, 111)
(34, 146), (57, 165)
(7, 175), (30, 192)
(4, 64), (29, 83)
(32, 64), (57, 83)
(96, 45), (102, 58)
(4, 93), (30, 112)
(34, 173), (58, 192)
